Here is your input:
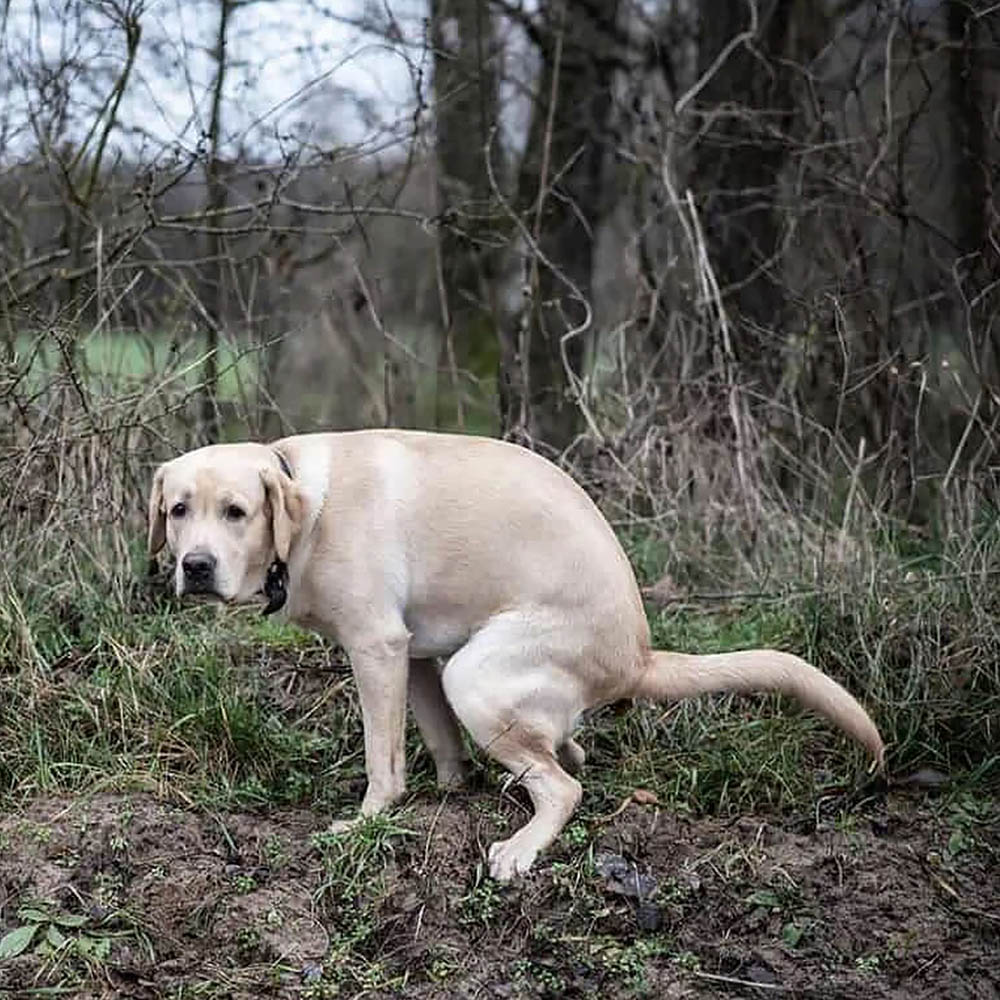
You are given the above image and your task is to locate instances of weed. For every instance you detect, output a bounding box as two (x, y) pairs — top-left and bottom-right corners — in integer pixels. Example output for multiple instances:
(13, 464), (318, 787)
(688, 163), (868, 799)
(781, 920), (810, 948)
(234, 924), (261, 958)
(579, 935), (669, 991)
(428, 954), (460, 981)
(232, 873), (258, 894)
(312, 814), (415, 903)
(855, 953), (882, 975)
(0, 901), (135, 969)
(937, 790), (997, 862)
(512, 956), (568, 995)
(672, 950), (702, 972)
(562, 821), (590, 848)
(458, 877), (505, 928)
(263, 835), (290, 869)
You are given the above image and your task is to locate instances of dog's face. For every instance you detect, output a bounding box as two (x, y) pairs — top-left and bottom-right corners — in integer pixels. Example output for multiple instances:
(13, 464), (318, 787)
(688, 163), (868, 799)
(147, 443), (301, 604)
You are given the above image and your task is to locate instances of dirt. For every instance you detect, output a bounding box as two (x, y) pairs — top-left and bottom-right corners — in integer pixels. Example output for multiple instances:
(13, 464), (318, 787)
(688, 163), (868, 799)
(0, 788), (997, 999)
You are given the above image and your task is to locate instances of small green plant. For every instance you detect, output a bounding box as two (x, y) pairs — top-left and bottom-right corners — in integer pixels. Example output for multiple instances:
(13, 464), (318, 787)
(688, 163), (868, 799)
(23, 821), (54, 844)
(234, 924), (261, 957)
(458, 878), (504, 928)
(428, 954), (459, 981)
(745, 888), (783, 912)
(312, 814), (415, 903)
(263, 835), (290, 868)
(855, 953), (882, 974)
(581, 935), (668, 991)
(943, 791), (994, 861)
(673, 950), (702, 972)
(781, 920), (809, 948)
(745, 883), (801, 919)
(0, 904), (111, 965)
(232, 873), (257, 894)
(512, 956), (568, 995)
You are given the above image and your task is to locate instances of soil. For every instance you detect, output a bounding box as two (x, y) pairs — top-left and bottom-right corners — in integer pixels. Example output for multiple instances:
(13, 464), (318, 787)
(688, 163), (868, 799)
(0, 787), (997, 999)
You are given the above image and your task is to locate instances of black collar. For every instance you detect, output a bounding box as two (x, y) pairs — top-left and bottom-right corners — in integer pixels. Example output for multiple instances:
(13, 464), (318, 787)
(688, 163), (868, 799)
(274, 448), (293, 479)
(262, 448), (293, 616)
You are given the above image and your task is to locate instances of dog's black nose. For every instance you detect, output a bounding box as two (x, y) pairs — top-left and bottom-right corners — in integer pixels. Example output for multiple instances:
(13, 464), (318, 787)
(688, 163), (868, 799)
(181, 551), (217, 589)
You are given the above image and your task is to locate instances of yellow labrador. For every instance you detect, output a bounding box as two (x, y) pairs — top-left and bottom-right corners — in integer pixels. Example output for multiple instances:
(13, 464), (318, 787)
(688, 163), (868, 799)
(148, 430), (884, 880)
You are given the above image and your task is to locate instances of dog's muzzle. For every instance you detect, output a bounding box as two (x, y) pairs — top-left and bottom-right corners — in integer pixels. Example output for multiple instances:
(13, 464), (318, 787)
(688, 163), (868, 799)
(181, 550), (217, 594)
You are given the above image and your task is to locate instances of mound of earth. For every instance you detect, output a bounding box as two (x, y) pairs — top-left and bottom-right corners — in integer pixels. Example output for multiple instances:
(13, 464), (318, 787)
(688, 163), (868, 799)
(0, 789), (997, 998)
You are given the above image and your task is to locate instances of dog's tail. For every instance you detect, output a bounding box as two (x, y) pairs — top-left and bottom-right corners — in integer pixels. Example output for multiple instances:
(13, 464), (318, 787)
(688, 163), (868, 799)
(635, 649), (885, 768)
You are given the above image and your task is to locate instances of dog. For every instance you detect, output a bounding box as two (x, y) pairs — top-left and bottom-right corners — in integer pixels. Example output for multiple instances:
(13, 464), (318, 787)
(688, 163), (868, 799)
(147, 430), (885, 880)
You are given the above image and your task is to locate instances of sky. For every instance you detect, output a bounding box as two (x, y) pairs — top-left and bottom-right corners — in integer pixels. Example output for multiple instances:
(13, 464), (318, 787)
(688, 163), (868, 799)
(1, 0), (424, 162)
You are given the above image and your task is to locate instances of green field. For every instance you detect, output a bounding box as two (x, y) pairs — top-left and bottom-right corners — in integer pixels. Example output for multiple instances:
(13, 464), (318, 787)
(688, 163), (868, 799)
(14, 328), (260, 402)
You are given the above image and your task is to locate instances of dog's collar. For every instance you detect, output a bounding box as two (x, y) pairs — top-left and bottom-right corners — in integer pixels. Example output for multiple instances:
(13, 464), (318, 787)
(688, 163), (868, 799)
(262, 448), (293, 616)
(262, 558), (288, 616)
(274, 448), (293, 480)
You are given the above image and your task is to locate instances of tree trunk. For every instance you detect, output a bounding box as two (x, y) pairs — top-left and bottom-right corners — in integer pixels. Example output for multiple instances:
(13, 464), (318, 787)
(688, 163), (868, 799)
(200, 0), (233, 445)
(691, 0), (797, 383)
(431, 0), (501, 429)
(948, 0), (1000, 390)
(500, 0), (620, 451)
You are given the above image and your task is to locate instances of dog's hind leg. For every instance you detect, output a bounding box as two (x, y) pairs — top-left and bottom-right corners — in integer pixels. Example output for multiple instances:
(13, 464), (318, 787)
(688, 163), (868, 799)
(557, 738), (586, 775)
(481, 733), (582, 881)
(441, 620), (585, 881)
(409, 658), (468, 790)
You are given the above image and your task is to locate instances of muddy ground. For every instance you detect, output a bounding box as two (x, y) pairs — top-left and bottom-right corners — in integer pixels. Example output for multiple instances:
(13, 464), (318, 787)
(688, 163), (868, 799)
(1, 787), (997, 999)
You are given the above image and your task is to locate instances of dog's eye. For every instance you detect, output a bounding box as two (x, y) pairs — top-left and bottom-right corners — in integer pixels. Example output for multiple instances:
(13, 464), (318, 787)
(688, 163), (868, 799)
(170, 502), (187, 518)
(225, 504), (246, 521)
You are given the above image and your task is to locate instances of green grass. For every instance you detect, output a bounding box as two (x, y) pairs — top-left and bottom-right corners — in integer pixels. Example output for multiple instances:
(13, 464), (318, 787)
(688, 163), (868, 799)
(14, 328), (259, 402)
(0, 591), (367, 813)
(2, 555), (997, 821)
(1, 542), (998, 999)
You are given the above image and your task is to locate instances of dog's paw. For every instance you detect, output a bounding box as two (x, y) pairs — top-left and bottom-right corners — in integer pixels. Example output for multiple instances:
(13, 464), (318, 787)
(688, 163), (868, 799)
(326, 817), (362, 835)
(435, 762), (469, 792)
(488, 836), (538, 882)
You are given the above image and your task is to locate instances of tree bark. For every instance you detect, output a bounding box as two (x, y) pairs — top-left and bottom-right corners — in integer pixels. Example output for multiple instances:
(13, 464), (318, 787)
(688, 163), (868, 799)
(691, 0), (797, 382)
(200, 0), (233, 444)
(948, 0), (1000, 389)
(431, 0), (501, 429)
(500, 0), (620, 451)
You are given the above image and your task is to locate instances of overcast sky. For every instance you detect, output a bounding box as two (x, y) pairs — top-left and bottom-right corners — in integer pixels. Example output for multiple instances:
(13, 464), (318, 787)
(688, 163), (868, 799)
(2, 0), (424, 162)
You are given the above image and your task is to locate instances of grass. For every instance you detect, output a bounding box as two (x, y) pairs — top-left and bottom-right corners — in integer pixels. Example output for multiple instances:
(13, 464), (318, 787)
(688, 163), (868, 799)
(2, 550), (997, 821)
(1, 539), (998, 999)
(0, 592), (367, 814)
(14, 327), (260, 402)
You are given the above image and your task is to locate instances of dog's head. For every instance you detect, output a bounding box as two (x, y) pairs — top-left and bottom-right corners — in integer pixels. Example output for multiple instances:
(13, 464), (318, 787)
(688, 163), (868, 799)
(147, 443), (302, 605)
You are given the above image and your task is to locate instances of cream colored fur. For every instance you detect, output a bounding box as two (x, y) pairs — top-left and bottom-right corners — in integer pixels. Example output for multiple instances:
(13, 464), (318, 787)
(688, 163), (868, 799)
(148, 430), (885, 881)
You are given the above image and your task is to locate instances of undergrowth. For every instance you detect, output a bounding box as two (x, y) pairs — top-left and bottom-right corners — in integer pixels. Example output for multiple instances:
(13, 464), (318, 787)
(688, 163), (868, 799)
(1, 526), (998, 999)
(1, 532), (997, 822)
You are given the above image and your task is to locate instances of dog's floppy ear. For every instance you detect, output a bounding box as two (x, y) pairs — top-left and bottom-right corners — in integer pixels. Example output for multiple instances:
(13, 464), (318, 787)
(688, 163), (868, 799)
(147, 465), (166, 555)
(261, 463), (302, 562)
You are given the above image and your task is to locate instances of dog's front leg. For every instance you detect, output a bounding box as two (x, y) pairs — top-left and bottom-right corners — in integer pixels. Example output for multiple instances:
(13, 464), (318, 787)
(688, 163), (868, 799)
(330, 627), (410, 828)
